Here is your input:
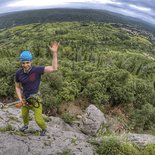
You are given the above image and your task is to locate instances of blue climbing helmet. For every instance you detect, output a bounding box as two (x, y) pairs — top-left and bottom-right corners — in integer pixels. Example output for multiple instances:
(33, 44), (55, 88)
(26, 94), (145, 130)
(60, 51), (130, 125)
(20, 51), (32, 61)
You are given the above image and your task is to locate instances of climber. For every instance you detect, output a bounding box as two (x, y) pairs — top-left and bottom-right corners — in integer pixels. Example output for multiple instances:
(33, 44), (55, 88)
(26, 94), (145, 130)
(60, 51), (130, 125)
(15, 41), (59, 136)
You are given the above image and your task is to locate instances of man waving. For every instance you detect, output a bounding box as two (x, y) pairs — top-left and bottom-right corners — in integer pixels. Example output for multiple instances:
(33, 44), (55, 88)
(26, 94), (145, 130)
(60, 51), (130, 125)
(15, 41), (59, 136)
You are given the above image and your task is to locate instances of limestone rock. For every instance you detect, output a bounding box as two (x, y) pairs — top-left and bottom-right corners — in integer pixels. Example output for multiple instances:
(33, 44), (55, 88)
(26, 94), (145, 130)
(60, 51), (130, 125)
(0, 106), (97, 155)
(79, 104), (107, 136)
(127, 133), (155, 148)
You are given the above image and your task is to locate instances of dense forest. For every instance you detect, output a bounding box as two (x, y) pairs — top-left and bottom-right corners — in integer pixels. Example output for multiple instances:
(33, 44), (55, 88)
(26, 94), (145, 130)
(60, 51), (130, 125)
(1, 9), (155, 35)
(1, 21), (155, 135)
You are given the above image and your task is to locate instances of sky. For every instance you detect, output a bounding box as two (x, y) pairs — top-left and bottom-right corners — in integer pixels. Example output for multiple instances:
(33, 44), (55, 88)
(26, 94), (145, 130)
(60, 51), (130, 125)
(0, 0), (155, 25)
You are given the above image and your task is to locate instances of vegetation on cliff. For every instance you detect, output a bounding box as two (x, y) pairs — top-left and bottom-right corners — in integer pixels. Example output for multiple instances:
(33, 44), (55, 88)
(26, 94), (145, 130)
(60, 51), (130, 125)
(0, 21), (155, 134)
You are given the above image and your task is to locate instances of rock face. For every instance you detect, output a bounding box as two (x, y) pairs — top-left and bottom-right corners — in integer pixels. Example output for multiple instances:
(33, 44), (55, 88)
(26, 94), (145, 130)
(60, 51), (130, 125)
(1, 104), (155, 155)
(79, 104), (107, 136)
(127, 133), (155, 148)
(0, 131), (95, 155)
(0, 105), (98, 155)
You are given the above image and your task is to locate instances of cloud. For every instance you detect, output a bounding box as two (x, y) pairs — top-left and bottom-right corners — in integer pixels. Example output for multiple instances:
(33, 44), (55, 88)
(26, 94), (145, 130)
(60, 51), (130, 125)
(97, 0), (155, 25)
(113, 0), (155, 11)
(0, 0), (155, 25)
(129, 4), (152, 12)
(7, 0), (116, 7)
(7, 0), (71, 7)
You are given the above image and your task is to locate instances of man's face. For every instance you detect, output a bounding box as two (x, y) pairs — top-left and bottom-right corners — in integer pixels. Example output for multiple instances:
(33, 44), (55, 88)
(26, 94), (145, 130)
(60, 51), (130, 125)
(21, 61), (32, 71)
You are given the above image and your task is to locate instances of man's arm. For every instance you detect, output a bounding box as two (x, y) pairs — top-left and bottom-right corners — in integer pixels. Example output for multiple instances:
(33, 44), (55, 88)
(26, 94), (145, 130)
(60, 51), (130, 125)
(44, 41), (59, 73)
(15, 82), (23, 102)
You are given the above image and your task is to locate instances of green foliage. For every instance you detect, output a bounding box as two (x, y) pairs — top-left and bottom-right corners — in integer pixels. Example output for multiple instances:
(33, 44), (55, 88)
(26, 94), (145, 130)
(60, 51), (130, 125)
(0, 58), (18, 97)
(132, 104), (155, 132)
(40, 71), (63, 111)
(61, 112), (75, 125)
(104, 68), (133, 105)
(1, 22), (155, 132)
(142, 144), (155, 155)
(133, 78), (155, 108)
(82, 68), (134, 105)
(59, 149), (73, 155)
(0, 124), (14, 132)
(58, 80), (79, 102)
(96, 136), (139, 155)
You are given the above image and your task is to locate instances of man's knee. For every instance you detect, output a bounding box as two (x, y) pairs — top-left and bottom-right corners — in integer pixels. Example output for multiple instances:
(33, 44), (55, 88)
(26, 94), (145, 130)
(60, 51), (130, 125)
(35, 115), (46, 129)
(22, 108), (29, 118)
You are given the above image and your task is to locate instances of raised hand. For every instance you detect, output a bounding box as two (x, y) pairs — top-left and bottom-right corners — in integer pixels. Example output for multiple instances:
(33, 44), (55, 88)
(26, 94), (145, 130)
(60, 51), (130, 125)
(49, 41), (60, 53)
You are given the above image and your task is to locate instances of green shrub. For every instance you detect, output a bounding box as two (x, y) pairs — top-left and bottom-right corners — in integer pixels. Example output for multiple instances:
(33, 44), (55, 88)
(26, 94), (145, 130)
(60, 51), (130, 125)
(61, 112), (75, 125)
(132, 104), (155, 132)
(0, 124), (14, 132)
(133, 79), (155, 108)
(96, 137), (139, 155)
(142, 144), (155, 155)
(59, 149), (73, 155)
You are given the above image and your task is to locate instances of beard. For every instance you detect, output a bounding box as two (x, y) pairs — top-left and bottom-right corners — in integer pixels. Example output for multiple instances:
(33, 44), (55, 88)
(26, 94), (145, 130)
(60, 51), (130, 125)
(23, 66), (32, 73)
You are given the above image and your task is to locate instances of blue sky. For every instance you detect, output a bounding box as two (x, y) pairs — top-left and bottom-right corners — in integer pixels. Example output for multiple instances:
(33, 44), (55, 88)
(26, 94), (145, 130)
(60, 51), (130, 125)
(0, 0), (155, 25)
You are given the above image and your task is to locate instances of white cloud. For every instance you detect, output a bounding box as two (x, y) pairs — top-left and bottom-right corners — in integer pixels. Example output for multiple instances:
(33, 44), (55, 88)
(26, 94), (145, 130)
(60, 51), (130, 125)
(7, 0), (68, 7)
(119, 8), (155, 25)
(129, 4), (152, 12)
(7, 0), (115, 7)
(91, 0), (114, 4)
(94, 0), (122, 5)
(1, 0), (155, 26)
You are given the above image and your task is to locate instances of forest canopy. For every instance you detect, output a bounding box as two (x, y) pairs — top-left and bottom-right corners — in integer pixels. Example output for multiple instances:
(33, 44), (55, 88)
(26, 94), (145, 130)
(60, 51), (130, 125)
(1, 22), (155, 133)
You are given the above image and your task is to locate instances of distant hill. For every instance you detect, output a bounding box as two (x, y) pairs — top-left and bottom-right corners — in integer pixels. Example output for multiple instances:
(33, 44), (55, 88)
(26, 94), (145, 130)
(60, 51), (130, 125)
(0, 8), (155, 35)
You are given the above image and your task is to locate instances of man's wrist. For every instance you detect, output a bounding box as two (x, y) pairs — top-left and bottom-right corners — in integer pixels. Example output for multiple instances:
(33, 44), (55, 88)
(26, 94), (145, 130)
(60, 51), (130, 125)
(19, 98), (23, 102)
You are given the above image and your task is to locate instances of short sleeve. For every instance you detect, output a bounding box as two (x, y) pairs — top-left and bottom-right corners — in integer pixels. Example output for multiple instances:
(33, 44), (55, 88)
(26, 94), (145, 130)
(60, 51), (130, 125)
(15, 71), (20, 83)
(35, 66), (45, 74)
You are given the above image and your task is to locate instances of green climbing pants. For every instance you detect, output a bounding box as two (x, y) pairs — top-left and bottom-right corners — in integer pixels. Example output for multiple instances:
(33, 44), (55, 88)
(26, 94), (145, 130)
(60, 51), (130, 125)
(21, 103), (46, 130)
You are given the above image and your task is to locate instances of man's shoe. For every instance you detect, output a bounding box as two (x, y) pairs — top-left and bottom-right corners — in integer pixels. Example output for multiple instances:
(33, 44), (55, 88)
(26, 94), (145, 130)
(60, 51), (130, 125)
(19, 126), (28, 132)
(40, 129), (47, 136)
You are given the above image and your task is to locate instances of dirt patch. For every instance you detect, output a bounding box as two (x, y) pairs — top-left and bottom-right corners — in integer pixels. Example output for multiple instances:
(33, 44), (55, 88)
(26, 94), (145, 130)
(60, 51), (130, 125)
(58, 98), (90, 116)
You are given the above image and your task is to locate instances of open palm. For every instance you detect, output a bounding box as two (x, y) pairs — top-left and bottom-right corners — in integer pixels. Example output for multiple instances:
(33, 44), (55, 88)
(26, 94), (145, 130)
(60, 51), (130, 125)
(49, 41), (59, 53)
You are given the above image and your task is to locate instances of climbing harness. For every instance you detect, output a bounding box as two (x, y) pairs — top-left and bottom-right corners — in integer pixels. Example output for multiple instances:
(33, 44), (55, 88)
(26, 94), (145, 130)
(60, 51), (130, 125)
(26, 93), (43, 108)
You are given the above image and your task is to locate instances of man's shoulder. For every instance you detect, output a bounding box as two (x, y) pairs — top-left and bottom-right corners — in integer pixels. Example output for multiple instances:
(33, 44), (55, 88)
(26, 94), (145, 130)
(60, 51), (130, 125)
(32, 66), (45, 74)
(15, 68), (23, 79)
(32, 66), (45, 70)
(16, 68), (23, 74)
